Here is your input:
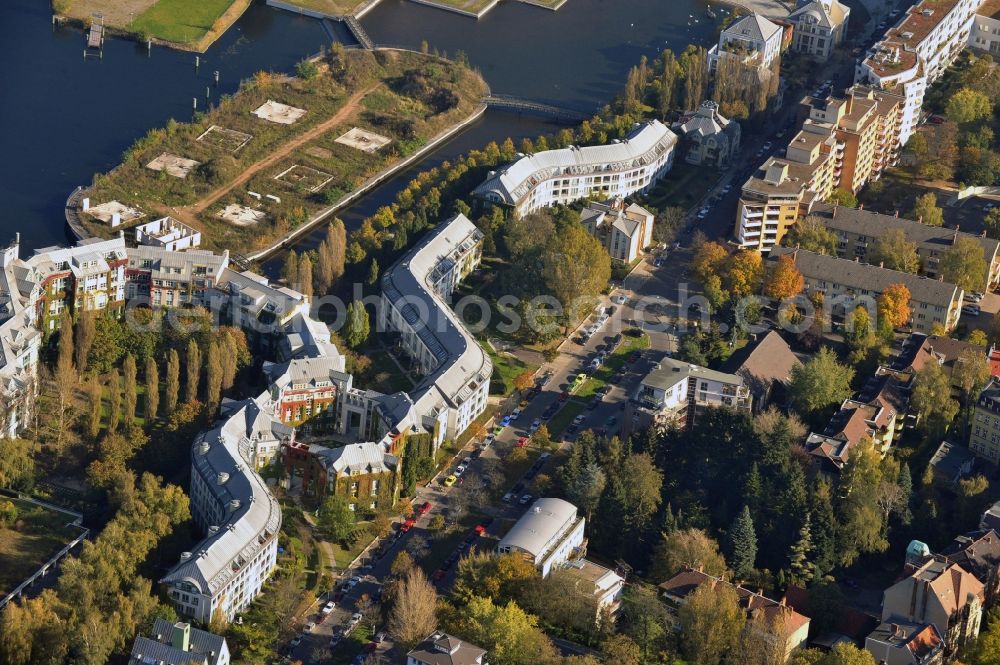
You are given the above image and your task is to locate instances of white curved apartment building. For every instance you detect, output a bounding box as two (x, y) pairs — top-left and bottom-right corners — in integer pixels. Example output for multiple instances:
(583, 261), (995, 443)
(160, 396), (289, 623)
(378, 214), (492, 449)
(473, 120), (677, 217)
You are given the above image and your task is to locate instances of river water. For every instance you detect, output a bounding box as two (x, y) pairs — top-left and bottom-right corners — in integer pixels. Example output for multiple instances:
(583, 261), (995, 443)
(0, 0), (719, 256)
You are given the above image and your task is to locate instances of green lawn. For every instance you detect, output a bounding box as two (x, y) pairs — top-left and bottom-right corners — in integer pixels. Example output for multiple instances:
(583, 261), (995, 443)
(545, 398), (587, 438)
(488, 350), (537, 395)
(131, 0), (236, 44)
(329, 532), (371, 568)
(362, 350), (415, 394)
(276, 0), (370, 16)
(329, 623), (374, 665)
(0, 498), (81, 596)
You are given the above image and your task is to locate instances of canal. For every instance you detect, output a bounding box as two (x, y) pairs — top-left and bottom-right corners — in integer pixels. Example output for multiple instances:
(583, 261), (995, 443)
(0, 0), (720, 255)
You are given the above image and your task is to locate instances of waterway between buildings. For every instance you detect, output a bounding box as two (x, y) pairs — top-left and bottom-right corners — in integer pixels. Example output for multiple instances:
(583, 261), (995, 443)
(0, 0), (727, 261)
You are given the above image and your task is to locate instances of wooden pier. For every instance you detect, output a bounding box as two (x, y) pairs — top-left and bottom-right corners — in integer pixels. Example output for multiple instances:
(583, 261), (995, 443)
(84, 14), (104, 59)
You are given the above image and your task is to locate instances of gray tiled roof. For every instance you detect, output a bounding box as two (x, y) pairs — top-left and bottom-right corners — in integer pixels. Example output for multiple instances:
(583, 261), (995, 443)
(768, 246), (961, 306)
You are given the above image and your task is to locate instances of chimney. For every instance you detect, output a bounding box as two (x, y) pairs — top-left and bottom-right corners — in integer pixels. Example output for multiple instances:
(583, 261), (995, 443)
(880, 261), (884, 268)
(859, 203), (864, 210)
(171, 623), (191, 653)
(895, 210), (899, 218)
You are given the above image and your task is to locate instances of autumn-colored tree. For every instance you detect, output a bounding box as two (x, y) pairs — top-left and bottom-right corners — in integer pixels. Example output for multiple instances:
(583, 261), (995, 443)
(940, 236), (987, 293)
(877, 283), (911, 330)
(542, 223), (612, 325)
(678, 582), (746, 665)
(692, 240), (729, 282)
(909, 192), (944, 227)
(54, 308), (76, 447)
(724, 250), (764, 297)
(74, 312), (95, 373)
(868, 230), (920, 273)
(298, 253), (314, 300)
(388, 568), (438, 650)
(764, 255), (804, 300)
(512, 370), (535, 393)
(87, 374), (102, 440)
(650, 528), (729, 581)
(107, 369), (121, 433)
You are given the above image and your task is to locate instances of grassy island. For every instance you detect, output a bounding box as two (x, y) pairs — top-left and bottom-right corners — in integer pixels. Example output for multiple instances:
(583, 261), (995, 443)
(53, 0), (253, 52)
(80, 48), (488, 254)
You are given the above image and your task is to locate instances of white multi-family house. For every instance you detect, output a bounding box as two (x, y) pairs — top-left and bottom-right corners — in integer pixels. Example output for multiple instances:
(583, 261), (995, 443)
(707, 13), (784, 72)
(635, 357), (752, 428)
(789, 0), (851, 60)
(473, 121), (676, 217)
(496, 498), (586, 577)
(856, 0), (982, 146)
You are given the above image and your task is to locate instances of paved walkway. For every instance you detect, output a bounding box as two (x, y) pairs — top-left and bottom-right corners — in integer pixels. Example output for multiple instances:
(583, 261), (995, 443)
(713, 0), (792, 19)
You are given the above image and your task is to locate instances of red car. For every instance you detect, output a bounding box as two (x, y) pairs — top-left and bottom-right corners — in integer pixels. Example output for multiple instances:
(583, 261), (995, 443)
(400, 518), (416, 533)
(474, 524), (487, 535)
(433, 569), (446, 581)
(558, 391), (569, 402)
(516, 436), (529, 448)
(418, 501), (432, 515)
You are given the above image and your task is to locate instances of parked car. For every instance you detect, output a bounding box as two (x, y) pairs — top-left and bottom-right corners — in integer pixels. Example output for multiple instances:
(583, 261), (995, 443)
(500, 415), (512, 428)
(322, 601), (336, 615)
(290, 636), (303, 648)
(606, 416), (618, 427)
(510, 407), (522, 420)
(418, 501), (432, 515)
(516, 436), (529, 448)
(612, 293), (628, 305)
(529, 418), (542, 433)
(519, 494), (533, 505)
(482, 433), (495, 448)
(443, 474), (457, 487)
(963, 304), (982, 316)
(455, 465), (467, 476)
(305, 621), (316, 632)
(502, 492), (514, 503)
(540, 452), (551, 460)
(573, 414), (586, 425)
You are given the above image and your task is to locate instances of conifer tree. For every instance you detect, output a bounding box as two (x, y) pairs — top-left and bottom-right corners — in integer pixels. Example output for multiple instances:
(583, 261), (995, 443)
(206, 341), (222, 407)
(165, 348), (180, 415)
(220, 333), (238, 391)
(87, 374), (102, 440)
(789, 515), (814, 586)
(367, 258), (380, 286)
(283, 251), (299, 288)
(122, 354), (137, 428)
(107, 369), (121, 433)
(145, 356), (159, 420)
(75, 312), (95, 373)
(729, 505), (757, 579)
(185, 340), (201, 404)
(298, 254), (314, 299)
(898, 464), (913, 526)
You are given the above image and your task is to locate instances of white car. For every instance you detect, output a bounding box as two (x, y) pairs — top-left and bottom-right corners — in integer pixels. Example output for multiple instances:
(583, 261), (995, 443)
(697, 208), (709, 219)
(573, 414), (586, 425)
(455, 464), (467, 476)
(305, 622), (316, 632)
(612, 294), (628, 305)
(322, 601), (336, 615)
(482, 433), (495, 448)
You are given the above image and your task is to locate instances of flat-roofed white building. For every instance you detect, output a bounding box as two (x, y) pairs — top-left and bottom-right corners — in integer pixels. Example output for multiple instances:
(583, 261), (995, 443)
(135, 216), (202, 252)
(0, 236), (41, 438)
(473, 121), (676, 217)
(856, 0), (982, 146)
(635, 357), (752, 428)
(379, 214), (491, 449)
(496, 498), (586, 577)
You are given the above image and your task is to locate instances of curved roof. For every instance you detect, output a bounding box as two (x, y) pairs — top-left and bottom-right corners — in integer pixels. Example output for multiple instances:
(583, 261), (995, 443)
(497, 498), (578, 559)
(473, 121), (676, 206)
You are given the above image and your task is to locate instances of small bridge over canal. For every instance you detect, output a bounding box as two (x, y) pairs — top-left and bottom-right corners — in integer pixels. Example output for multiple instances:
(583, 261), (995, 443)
(484, 95), (590, 123)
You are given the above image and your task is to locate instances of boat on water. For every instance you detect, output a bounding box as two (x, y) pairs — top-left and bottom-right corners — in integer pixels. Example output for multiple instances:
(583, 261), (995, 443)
(707, 5), (717, 18)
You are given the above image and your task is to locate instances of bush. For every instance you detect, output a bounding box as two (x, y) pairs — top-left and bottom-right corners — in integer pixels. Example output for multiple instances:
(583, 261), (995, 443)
(0, 500), (16, 527)
(296, 60), (320, 81)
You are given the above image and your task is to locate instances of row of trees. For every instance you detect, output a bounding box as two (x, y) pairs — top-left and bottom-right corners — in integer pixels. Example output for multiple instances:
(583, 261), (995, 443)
(0, 473), (189, 665)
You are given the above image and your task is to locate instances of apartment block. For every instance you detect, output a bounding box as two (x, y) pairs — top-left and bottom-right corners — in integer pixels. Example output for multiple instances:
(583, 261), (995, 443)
(28, 235), (129, 330)
(789, 0), (851, 60)
(970, 378), (1000, 463)
(856, 0), (982, 146)
(734, 129), (837, 251)
(379, 214), (491, 450)
(808, 203), (1000, 291)
(800, 86), (903, 194)
(0, 237), (41, 438)
(970, 4), (1000, 54)
(767, 247), (964, 333)
(634, 357), (752, 428)
(473, 121), (676, 217)
(125, 245), (229, 308)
